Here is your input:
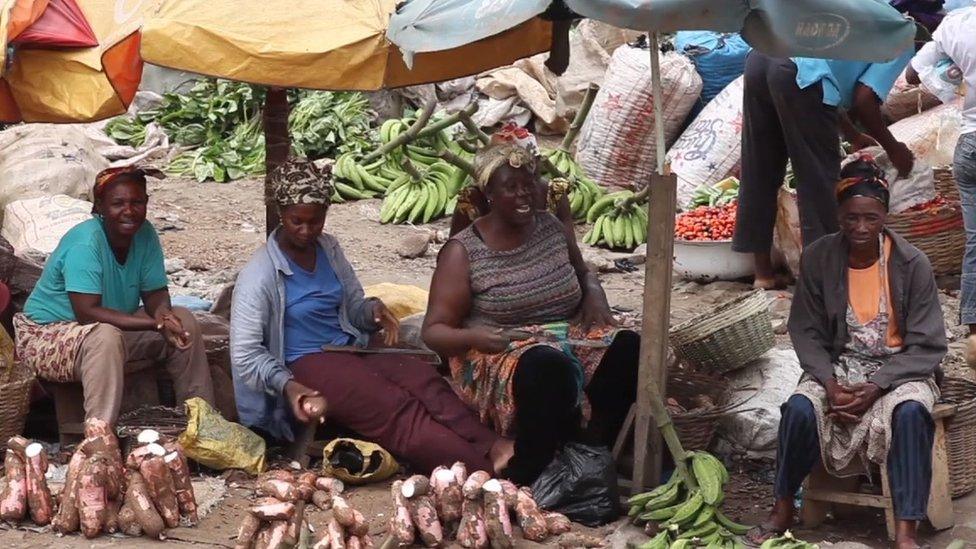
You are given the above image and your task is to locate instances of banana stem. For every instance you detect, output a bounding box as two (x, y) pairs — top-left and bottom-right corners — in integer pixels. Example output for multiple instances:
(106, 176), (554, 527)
(456, 139), (479, 154)
(417, 102), (479, 139)
(620, 185), (651, 209)
(439, 149), (476, 176)
(648, 387), (697, 490)
(560, 83), (600, 151)
(401, 157), (424, 181)
(458, 112), (490, 146)
(363, 99), (437, 163)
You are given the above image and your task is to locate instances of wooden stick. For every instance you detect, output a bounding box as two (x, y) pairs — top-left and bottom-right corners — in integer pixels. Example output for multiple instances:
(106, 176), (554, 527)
(363, 99), (437, 163)
(560, 83), (600, 151)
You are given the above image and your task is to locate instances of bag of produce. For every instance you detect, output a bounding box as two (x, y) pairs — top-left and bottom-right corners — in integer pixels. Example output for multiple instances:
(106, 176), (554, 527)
(178, 398), (265, 475)
(576, 46), (701, 190)
(675, 31), (751, 107)
(882, 69), (942, 123)
(530, 443), (619, 527)
(669, 76), (745, 209)
(889, 98), (964, 168)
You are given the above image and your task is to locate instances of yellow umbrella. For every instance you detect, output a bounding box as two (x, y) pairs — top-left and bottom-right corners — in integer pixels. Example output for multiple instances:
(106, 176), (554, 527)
(139, 0), (551, 91)
(1, 0), (156, 123)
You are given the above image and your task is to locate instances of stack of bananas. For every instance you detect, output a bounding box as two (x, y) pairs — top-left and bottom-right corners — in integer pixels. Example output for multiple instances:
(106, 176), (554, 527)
(759, 531), (819, 549)
(583, 191), (648, 251)
(379, 162), (455, 224)
(632, 452), (751, 549)
(542, 148), (605, 221)
(331, 154), (393, 201)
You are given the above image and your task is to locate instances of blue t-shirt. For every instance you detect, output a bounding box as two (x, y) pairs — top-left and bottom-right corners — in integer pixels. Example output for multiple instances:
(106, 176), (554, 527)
(283, 244), (352, 363)
(24, 218), (168, 324)
(793, 47), (914, 109)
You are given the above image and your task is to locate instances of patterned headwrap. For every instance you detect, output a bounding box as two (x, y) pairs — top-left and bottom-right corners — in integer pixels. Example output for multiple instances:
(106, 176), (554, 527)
(269, 158), (333, 207)
(473, 142), (538, 192)
(93, 166), (164, 203)
(491, 122), (539, 155)
(836, 154), (890, 209)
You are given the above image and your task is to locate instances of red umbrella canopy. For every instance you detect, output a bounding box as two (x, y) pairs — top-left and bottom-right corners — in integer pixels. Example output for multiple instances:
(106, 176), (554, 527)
(10, 0), (96, 48)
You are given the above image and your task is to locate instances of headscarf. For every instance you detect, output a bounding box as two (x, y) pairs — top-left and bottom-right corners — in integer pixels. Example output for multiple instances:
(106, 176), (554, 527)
(269, 157), (333, 207)
(93, 166), (164, 203)
(836, 155), (890, 210)
(473, 142), (537, 192)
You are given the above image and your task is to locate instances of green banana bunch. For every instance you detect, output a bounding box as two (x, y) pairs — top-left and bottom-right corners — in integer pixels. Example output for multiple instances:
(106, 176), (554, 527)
(759, 531), (819, 549)
(542, 148), (605, 221)
(630, 451), (751, 549)
(332, 153), (399, 200)
(379, 162), (453, 224)
(583, 196), (648, 251)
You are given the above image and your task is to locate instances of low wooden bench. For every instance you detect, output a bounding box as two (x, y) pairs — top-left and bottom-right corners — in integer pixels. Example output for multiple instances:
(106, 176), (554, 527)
(801, 402), (955, 541)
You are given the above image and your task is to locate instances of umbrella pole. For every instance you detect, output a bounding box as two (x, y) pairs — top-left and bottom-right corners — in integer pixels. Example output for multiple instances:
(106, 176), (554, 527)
(631, 32), (682, 493)
(264, 87), (291, 236)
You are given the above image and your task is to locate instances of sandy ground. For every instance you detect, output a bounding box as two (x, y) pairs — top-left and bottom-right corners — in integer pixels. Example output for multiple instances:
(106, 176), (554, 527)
(2, 175), (974, 547)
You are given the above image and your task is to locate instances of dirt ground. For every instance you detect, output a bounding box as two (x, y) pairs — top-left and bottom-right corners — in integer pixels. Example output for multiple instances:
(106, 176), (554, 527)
(1, 175), (974, 547)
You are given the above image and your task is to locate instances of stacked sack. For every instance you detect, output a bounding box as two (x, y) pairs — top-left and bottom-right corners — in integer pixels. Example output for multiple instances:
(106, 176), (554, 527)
(576, 45), (701, 190)
(675, 32), (751, 112)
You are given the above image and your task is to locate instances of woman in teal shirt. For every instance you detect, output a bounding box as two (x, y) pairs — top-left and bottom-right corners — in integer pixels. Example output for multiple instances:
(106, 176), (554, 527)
(14, 166), (215, 425)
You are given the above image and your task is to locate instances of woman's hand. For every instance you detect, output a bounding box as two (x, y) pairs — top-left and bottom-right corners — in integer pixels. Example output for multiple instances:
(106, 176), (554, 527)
(373, 301), (400, 347)
(284, 380), (326, 424)
(466, 327), (512, 354)
(829, 381), (883, 422)
(578, 291), (618, 331)
(155, 311), (191, 350)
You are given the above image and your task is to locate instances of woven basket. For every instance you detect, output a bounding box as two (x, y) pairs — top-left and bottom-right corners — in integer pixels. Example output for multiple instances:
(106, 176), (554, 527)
(888, 167), (964, 276)
(669, 290), (774, 375)
(939, 376), (976, 498)
(666, 369), (758, 451)
(0, 360), (35, 450)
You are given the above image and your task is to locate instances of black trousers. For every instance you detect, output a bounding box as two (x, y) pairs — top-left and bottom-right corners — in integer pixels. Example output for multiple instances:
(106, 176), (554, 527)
(505, 331), (640, 484)
(732, 51), (841, 254)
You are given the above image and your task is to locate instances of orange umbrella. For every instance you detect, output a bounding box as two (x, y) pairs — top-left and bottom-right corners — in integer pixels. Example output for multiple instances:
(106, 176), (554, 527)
(1, 0), (155, 123)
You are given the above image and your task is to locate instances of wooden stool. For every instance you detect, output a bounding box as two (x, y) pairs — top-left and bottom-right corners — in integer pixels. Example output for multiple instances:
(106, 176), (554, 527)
(43, 358), (162, 446)
(801, 403), (956, 541)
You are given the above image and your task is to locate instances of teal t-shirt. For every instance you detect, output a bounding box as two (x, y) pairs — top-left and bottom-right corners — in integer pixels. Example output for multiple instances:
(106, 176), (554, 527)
(24, 218), (168, 324)
(793, 47), (914, 109)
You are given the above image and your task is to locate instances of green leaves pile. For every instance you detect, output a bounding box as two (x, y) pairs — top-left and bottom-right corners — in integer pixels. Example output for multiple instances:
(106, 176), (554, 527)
(107, 79), (378, 182)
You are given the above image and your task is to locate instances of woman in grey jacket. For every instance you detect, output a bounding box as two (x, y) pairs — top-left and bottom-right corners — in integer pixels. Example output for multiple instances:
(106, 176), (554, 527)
(748, 158), (945, 549)
(230, 159), (511, 474)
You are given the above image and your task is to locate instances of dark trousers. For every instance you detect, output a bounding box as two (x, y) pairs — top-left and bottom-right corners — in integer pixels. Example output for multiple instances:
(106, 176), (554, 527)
(291, 351), (498, 473)
(732, 51), (841, 254)
(505, 331), (640, 484)
(774, 395), (934, 520)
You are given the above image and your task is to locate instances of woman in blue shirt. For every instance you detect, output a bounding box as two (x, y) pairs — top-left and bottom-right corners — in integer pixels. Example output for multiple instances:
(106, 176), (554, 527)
(14, 166), (215, 424)
(230, 159), (512, 475)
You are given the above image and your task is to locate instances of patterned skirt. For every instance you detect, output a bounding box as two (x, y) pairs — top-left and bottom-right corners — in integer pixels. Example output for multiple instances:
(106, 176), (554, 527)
(448, 322), (624, 437)
(13, 313), (97, 383)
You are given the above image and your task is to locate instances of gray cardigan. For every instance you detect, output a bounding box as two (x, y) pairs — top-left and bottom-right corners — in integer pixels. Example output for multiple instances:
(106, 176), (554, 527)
(230, 229), (378, 441)
(788, 229), (946, 391)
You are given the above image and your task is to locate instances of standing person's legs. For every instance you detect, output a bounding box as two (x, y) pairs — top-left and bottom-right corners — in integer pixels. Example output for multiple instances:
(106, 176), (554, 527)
(767, 61), (841, 247)
(506, 346), (580, 484)
(123, 307), (215, 406)
(887, 401), (934, 547)
(732, 51), (790, 288)
(365, 355), (500, 449)
(73, 324), (127, 423)
(291, 351), (494, 473)
(953, 133), (976, 366)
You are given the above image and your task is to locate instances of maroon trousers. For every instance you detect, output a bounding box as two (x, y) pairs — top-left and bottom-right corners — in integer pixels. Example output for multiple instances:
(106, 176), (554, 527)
(291, 351), (497, 474)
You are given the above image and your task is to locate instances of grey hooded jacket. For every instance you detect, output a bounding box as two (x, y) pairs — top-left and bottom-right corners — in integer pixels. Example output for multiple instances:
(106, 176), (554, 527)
(230, 229), (378, 441)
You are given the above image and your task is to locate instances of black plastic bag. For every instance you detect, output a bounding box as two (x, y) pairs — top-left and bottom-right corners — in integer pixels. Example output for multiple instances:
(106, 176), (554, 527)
(529, 443), (621, 527)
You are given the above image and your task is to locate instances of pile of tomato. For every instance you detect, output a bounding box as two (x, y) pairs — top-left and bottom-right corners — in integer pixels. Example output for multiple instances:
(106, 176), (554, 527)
(674, 201), (737, 241)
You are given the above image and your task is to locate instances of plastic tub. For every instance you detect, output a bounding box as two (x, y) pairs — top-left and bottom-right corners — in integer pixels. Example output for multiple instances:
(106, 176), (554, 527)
(673, 239), (752, 281)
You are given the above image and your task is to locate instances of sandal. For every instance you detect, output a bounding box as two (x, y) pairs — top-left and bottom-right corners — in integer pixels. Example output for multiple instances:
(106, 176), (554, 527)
(744, 523), (787, 547)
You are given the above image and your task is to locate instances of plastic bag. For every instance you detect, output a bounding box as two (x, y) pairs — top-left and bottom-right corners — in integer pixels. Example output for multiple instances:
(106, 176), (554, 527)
(178, 397), (266, 475)
(529, 443), (620, 526)
(321, 438), (399, 485)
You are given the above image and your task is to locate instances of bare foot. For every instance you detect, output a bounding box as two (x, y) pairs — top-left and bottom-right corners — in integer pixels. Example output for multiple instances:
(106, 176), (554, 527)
(965, 334), (976, 371)
(894, 519), (923, 549)
(745, 498), (793, 545)
(489, 438), (515, 476)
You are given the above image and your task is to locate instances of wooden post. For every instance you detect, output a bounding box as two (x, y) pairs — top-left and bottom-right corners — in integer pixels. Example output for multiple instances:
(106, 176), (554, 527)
(263, 87), (291, 236)
(632, 171), (678, 493)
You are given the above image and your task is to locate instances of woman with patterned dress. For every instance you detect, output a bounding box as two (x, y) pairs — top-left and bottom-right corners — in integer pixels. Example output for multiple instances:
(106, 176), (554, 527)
(748, 158), (946, 549)
(423, 142), (637, 484)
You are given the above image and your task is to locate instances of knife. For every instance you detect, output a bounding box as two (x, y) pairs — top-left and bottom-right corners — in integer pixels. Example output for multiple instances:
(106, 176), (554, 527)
(500, 330), (610, 349)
